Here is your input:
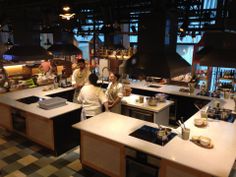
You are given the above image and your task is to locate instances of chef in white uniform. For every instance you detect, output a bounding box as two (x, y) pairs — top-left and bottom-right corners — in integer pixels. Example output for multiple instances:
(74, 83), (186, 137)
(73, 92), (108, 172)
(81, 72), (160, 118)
(72, 59), (91, 102)
(106, 72), (123, 114)
(78, 73), (109, 119)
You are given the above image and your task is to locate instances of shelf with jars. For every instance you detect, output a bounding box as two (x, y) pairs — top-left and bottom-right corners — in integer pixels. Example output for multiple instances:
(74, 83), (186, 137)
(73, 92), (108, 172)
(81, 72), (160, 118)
(96, 46), (134, 60)
(216, 68), (236, 93)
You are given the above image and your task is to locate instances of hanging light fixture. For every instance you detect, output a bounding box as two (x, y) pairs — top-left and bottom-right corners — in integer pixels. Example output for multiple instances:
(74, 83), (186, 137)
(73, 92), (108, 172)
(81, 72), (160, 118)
(59, 5), (75, 20)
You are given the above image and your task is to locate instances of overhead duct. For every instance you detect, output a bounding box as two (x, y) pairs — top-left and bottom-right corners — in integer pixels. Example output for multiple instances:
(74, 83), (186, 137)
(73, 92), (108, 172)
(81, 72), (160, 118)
(125, 11), (191, 78)
(47, 32), (82, 56)
(2, 16), (52, 61)
(197, 31), (236, 68)
(196, 1), (236, 68)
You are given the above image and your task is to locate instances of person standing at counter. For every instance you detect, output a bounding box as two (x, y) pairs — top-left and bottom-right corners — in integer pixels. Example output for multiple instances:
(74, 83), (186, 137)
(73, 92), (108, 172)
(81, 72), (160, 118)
(72, 59), (91, 102)
(78, 73), (109, 119)
(106, 72), (123, 113)
(39, 59), (52, 74)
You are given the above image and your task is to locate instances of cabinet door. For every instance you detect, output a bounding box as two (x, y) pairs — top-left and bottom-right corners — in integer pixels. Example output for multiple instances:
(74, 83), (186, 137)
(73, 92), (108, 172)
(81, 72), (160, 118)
(26, 113), (54, 150)
(159, 159), (211, 177)
(0, 104), (12, 130)
(81, 131), (125, 177)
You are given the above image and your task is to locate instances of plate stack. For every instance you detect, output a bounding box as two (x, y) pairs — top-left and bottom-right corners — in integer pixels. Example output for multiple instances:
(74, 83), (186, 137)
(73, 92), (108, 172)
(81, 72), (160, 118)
(38, 97), (67, 110)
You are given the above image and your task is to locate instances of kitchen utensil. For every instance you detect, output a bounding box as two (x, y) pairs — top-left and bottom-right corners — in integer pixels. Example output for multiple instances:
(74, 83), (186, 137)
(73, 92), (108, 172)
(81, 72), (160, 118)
(178, 119), (186, 130)
(156, 127), (172, 141)
(182, 128), (190, 140)
(139, 96), (144, 103)
(155, 93), (166, 102)
(146, 97), (158, 106)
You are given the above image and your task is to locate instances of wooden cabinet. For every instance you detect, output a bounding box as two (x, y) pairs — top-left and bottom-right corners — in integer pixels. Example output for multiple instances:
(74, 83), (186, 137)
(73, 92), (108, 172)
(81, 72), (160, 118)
(159, 159), (212, 177)
(26, 113), (54, 150)
(0, 103), (12, 130)
(122, 105), (154, 122)
(80, 131), (125, 177)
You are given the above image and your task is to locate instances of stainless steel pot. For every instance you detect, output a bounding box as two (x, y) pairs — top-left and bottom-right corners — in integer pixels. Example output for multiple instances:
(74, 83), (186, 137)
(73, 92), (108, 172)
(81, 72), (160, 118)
(146, 97), (158, 106)
(156, 128), (172, 141)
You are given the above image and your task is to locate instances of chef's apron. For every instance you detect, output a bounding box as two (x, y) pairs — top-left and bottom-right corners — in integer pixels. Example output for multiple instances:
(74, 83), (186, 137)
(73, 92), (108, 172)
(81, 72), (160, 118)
(107, 83), (121, 114)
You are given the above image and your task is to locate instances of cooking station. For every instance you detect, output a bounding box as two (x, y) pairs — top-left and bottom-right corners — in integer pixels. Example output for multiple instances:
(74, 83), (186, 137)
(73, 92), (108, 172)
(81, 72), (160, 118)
(0, 86), (81, 155)
(206, 107), (236, 123)
(129, 125), (177, 146)
(73, 106), (236, 177)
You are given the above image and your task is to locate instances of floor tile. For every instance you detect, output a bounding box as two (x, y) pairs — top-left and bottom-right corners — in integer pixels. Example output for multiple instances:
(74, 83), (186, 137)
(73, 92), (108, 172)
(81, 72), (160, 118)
(63, 152), (80, 162)
(34, 157), (54, 167)
(36, 165), (58, 177)
(67, 160), (82, 171)
(27, 172), (44, 177)
(17, 155), (38, 166)
(2, 146), (21, 156)
(19, 163), (41, 175)
(0, 159), (8, 169)
(3, 153), (22, 164)
(2, 162), (24, 174)
(51, 158), (70, 168)
(4, 170), (27, 177)
(0, 138), (6, 144)
(50, 167), (76, 177)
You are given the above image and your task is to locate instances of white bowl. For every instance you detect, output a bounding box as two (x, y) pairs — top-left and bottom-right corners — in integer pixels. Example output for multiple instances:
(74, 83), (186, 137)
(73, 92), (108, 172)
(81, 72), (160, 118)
(194, 118), (203, 126)
(199, 136), (211, 147)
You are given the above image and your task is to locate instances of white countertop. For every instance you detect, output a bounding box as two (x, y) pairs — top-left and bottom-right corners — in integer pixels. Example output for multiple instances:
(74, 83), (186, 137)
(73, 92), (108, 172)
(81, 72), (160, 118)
(122, 94), (174, 113)
(73, 111), (236, 177)
(130, 81), (212, 100)
(0, 86), (81, 119)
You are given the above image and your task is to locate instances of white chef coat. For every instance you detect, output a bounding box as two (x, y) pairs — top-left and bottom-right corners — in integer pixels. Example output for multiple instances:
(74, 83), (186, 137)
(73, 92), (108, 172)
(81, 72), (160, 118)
(78, 84), (108, 117)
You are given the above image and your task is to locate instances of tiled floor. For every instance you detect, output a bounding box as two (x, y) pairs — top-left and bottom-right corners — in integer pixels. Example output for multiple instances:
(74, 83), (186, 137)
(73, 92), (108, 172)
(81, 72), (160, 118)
(0, 128), (108, 177)
(0, 127), (236, 177)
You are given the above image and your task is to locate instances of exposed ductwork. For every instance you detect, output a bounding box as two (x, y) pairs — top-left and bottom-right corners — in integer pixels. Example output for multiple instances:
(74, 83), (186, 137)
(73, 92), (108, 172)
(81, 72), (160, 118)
(3, 45), (52, 61)
(196, 31), (236, 68)
(125, 11), (191, 78)
(47, 43), (82, 56)
(2, 15), (52, 61)
(47, 32), (82, 56)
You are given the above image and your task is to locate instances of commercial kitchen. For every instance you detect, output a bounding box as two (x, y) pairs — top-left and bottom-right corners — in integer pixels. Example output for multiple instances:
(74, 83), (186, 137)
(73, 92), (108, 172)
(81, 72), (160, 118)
(0, 0), (236, 177)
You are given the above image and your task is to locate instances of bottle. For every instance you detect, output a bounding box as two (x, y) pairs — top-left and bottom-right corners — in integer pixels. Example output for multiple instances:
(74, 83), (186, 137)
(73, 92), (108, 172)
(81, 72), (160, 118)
(53, 76), (59, 89)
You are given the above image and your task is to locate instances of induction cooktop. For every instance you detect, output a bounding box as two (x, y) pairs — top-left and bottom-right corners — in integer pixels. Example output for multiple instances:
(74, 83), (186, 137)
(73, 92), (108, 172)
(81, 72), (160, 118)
(129, 125), (177, 146)
(16, 96), (44, 104)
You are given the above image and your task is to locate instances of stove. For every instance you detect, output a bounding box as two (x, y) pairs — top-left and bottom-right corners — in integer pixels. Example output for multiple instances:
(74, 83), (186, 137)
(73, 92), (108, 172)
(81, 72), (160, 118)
(129, 125), (177, 146)
(197, 91), (220, 98)
(16, 96), (44, 104)
(207, 107), (235, 123)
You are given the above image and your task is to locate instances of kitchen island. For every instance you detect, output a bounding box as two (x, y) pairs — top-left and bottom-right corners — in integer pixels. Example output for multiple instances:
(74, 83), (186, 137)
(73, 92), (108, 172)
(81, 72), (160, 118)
(73, 105), (236, 177)
(122, 94), (174, 125)
(0, 86), (81, 155)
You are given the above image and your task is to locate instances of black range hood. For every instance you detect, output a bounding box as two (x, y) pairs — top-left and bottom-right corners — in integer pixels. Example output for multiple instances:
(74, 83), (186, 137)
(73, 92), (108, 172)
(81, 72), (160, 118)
(47, 32), (82, 56)
(124, 11), (191, 78)
(2, 17), (52, 62)
(47, 43), (82, 56)
(3, 45), (53, 61)
(197, 31), (236, 68)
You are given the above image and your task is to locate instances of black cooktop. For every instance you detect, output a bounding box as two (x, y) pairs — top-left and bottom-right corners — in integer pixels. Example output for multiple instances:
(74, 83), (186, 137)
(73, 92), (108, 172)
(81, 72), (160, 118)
(197, 91), (220, 98)
(129, 125), (177, 146)
(16, 96), (44, 104)
(148, 85), (162, 89)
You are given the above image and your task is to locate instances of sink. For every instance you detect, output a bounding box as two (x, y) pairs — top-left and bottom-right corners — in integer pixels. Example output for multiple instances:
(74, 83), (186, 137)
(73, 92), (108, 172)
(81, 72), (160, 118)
(16, 96), (44, 104)
(147, 85), (162, 89)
